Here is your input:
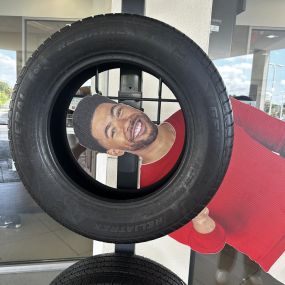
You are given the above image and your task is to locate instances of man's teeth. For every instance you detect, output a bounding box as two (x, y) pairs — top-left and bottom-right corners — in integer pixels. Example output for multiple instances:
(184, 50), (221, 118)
(134, 121), (142, 138)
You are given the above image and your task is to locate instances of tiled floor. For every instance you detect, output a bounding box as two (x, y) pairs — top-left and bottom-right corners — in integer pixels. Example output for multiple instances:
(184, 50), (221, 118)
(0, 212), (93, 262)
(193, 245), (283, 285)
(0, 176), (92, 263)
(0, 270), (63, 285)
(0, 121), (93, 263)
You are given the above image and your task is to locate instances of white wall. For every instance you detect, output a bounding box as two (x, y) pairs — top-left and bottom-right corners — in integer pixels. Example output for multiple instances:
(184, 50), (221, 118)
(146, 0), (212, 52)
(237, 0), (285, 28)
(93, 0), (112, 15)
(0, 0), (113, 51)
(0, 0), (112, 18)
(145, 0), (213, 121)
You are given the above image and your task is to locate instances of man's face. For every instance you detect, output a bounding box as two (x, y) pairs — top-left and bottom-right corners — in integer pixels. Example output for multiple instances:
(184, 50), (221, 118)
(91, 103), (158, 153)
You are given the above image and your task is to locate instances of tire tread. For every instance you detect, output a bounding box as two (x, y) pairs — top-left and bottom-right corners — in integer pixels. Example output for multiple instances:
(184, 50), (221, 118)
(9, 14), (234, 243)
(50, 254), (185, 285)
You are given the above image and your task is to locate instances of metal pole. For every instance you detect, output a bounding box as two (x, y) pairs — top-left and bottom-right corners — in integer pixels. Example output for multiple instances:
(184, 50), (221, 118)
(188, 250), (196, 284)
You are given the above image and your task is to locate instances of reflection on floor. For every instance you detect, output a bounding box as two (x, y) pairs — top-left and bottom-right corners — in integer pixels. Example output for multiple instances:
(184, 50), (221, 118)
(0, 139), (19, 183)
(0, 182), (92, 262)
(193, 245), (283, 285)
(0, 270), (62, 285)
(0, 123), (93, 263)
(0, 212), (93, 262)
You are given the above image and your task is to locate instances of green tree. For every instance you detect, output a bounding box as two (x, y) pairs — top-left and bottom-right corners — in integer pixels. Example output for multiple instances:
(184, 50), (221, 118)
(0, 81), (12, 107)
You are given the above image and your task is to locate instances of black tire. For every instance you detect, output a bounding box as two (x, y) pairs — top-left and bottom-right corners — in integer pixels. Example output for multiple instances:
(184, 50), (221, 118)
(50, 253), (185, 285)
(9, 14), (233, 243)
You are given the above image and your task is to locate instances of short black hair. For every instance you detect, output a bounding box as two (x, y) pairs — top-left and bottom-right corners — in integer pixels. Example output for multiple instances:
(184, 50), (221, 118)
(73, 94), (116, 152)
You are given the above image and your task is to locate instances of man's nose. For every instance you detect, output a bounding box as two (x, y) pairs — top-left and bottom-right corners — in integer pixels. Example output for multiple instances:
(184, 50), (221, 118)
(113, 117), (128, 133)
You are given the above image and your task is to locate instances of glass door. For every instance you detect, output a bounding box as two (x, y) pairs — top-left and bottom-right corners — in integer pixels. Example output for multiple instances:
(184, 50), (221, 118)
(0, 16), (93, 264)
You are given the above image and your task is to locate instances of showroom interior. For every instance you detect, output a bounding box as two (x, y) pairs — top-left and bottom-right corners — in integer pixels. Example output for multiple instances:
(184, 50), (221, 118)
(0, 0), (285, 284)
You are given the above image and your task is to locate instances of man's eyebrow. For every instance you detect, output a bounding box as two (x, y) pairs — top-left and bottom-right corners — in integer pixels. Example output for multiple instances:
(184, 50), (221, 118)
(105, 122), (111, 139)
(105, 104), (117, 138)
(111, 104), (117, 117)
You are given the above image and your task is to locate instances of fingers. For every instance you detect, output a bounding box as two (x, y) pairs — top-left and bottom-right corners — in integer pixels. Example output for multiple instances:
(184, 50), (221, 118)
(192, 207), (216, 234)
(199, 207), (209, 216)
(193, 207), (209, 221)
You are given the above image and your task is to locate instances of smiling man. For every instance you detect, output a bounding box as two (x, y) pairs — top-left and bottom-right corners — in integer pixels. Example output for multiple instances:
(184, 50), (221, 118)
(73, 94), (175, 164)
(73, 94), (285, 284)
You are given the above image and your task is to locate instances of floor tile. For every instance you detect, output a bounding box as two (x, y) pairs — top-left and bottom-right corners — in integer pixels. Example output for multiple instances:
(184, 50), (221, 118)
(0, 125), (8, 141)
(0, 270), (62, 285)
(193, 279), (205, 285)
(54, 229), (93, 256)
(0, 232), (78, 262)
(34, 213), (67, 232)
(193, 248), (283, 285)
(0, 214), (50, 246)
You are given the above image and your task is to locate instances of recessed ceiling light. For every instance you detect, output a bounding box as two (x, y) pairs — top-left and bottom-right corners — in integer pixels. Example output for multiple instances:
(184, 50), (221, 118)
(267, 35), (279, 39)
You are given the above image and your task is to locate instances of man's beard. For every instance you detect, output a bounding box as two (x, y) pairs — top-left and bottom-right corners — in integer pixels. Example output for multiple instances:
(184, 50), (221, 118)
(128, 113), (158, 151)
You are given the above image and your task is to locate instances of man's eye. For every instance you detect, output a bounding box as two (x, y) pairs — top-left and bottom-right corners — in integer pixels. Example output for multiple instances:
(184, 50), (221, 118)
(111, 128), (116, 138)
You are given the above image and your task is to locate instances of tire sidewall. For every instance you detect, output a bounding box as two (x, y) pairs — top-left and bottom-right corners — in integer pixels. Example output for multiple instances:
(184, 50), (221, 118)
(11, 15), (230, 242)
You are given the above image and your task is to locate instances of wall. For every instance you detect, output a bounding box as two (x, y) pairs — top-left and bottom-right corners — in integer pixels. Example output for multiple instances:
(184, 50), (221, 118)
(0, 0), (112, 18)
(146, 0), (213, 52)
(145, 0), (213, 120)
(237, 0), (285, 27)
(0, 0), (113, 55)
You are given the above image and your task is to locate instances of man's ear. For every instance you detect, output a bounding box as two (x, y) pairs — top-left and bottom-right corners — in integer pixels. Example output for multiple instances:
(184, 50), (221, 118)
(106, 149), (125, 157)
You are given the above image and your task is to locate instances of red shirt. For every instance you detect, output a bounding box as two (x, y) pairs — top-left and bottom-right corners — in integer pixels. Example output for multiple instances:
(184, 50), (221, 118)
(140, 98), (285, 271)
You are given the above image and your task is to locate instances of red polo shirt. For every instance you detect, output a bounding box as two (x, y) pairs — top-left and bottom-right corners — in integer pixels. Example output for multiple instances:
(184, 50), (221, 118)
(140, 98), (285, 271)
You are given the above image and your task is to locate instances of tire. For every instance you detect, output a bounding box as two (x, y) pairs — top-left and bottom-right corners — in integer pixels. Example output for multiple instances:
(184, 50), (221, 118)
(50, 254), (185, 285)
(9, 14), (233, 243)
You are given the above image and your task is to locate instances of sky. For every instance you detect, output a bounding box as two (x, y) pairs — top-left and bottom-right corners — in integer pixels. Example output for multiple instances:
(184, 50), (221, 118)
(1, 47), (285, 105)
(214, 54), (253, 97)
(0, 49), (16, 87)
(265, 49), (285, 104)
(0, 48), (92, 89)
(214, 48), (285, 105)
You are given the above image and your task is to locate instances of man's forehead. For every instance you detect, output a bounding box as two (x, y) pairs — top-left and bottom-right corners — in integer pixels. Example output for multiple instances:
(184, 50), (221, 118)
(91, 103), (117, 138)
(97, 102), (116, 113)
